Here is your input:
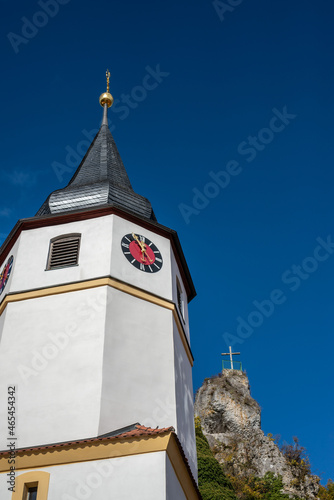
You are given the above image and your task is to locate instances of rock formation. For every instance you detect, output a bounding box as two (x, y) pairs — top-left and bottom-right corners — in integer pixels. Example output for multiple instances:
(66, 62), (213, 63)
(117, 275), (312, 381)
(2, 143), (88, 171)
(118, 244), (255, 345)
(194, 370), (319, 499)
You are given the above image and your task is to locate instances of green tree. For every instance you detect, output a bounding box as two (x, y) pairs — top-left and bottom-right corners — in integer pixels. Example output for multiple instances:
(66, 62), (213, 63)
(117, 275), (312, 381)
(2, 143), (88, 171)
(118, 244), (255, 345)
(195, 417), (236, 500)
(319, 480), (334, 500)
(229, 472), (290, 500)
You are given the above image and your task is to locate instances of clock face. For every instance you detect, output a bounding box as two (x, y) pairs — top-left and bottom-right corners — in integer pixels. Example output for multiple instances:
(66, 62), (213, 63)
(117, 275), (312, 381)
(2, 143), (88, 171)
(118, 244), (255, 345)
(121, 233), (163, 273)
(0, 255), (14, 297)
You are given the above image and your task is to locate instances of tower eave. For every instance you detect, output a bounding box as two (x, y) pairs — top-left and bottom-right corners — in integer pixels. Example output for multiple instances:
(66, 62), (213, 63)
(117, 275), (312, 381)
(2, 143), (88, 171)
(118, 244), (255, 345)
(0, 204), (196, 302)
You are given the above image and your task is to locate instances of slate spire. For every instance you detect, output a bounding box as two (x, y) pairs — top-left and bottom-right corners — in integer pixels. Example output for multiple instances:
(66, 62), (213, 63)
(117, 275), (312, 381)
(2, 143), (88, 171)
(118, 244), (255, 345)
(37, 71), (156, 221)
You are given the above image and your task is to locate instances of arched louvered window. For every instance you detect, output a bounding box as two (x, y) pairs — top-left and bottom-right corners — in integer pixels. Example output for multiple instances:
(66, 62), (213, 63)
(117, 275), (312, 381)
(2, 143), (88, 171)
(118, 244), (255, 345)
(46, 234), (81, 270)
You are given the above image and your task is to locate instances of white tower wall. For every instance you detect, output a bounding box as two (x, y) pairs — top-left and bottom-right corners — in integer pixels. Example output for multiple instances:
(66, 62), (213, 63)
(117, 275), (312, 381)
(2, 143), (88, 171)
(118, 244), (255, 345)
(0, 212), (197, 477)
(0, 288), (107, 448)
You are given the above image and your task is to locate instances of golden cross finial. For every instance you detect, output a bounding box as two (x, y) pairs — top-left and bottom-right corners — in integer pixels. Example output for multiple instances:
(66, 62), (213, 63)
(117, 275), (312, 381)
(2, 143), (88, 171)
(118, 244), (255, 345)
(106, 69), (110, 93)
(99, 68), (114, 109)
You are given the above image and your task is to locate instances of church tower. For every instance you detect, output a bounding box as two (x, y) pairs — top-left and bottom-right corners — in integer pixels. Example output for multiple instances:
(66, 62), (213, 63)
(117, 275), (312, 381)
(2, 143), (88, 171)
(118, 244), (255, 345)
(0, 73), (200, 499)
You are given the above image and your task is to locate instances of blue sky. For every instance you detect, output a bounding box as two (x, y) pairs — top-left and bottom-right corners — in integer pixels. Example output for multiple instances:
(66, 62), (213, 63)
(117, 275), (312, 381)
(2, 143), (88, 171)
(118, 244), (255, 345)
(1, 0), (333, 485)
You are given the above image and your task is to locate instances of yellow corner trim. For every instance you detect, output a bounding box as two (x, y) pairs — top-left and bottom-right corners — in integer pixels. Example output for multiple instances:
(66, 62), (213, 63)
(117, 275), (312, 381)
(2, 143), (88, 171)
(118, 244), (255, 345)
(11, 470), (50, 500)
(0, 277), (193, 365)
(167, 434), (200, 500)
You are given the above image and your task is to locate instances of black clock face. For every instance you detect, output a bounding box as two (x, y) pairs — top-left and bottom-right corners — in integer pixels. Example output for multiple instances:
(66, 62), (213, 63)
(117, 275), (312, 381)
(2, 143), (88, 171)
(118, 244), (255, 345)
(121, 233), (163, 273)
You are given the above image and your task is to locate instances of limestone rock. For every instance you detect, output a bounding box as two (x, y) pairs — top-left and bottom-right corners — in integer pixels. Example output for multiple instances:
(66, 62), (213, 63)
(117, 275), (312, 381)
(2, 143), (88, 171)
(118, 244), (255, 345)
(194, 370), (319, 499)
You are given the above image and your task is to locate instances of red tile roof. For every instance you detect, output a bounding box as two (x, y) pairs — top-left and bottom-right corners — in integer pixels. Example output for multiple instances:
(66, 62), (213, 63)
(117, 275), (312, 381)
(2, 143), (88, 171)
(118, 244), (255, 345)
(112, 424), (174, 440)
(0, 424), (174, 456)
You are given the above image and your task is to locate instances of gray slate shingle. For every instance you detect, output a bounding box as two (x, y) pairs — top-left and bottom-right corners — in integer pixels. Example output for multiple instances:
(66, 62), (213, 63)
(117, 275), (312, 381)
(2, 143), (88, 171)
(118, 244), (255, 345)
(37, 124), (156, 220)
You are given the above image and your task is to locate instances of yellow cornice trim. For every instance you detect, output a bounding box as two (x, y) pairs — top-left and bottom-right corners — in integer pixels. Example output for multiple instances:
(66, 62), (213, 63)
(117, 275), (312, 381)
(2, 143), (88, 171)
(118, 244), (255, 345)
(0, 434), (170, 473)
(0, 277), (193, 365)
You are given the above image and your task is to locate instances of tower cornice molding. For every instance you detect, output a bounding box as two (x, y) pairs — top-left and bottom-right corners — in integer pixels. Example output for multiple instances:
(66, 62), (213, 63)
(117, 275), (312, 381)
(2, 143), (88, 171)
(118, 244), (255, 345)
(0, 275), (194, 365)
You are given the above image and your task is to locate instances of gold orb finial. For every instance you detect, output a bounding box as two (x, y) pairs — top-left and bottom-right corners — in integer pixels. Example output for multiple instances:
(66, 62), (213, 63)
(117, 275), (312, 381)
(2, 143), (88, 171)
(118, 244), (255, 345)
(99, 68), (113, 108)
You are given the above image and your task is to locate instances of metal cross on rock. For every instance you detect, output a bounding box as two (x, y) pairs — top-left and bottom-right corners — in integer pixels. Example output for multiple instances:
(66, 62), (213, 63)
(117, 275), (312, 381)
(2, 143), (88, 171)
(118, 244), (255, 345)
(221, 346), (241, 370)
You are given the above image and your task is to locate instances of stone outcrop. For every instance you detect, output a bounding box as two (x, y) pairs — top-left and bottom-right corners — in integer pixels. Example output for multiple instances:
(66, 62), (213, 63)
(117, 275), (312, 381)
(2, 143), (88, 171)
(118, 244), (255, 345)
(194, 370), (319, 499)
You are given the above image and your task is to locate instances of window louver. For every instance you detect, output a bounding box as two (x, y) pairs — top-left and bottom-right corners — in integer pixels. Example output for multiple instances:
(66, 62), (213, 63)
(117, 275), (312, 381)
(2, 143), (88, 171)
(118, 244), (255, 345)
(177, 285), (182, 312)
(176, 277), (184, 319)
(47, 235), (81, 270)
